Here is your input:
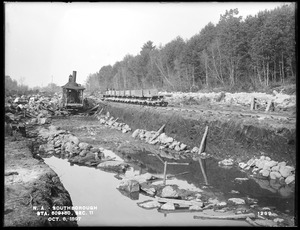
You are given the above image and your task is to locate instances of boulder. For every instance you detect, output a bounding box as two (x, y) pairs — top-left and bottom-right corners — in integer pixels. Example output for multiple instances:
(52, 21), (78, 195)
(239, 162), (248, 169)
(285, 175), (295, 185)
(64, 142), (75, 154)
(228, 198), (245, 205)
(179, 143), (187, 151)
(279, 186), (293, 197)
(264, 160), (278, 168)
(78, 142), (91, 150)
(218, 158), (234, 166)
(117, 179), (140, 193)
(277, 161), (286, 168)
(79, 149), (88, 157)
(260, 169), (270, 177)
(279, 165), (294, 178)
(255, 159), (266, 169)
(132, 129), (141, 138)
(97, 160), (128, 172)
(174, 145), (181, 152)
(246, 158), (256, 167)
(216, 201), (227, 208)
(144, 131), (154, 142)
(269, 171), (282, 180)
(160, 202), (175, 210)
(140, 183), (156, 197)
(137, 200), (161, 209)
(68, 135), (79, 145)
(160, 185), (180, 198)
(158, 133), (174, 144)
(130, 173), (157, 183)
(271, 165), (280, 172)
(191, 146), (199, 153)
(189, 205), (202, 211)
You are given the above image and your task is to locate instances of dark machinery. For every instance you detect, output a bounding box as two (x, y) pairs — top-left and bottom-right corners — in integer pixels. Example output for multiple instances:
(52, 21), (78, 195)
(103, 89), (168, 106)
(61, 71), (85, 110)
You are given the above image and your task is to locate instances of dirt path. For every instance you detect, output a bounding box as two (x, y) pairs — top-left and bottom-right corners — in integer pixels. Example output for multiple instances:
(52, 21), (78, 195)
(4, 134), (78, 227)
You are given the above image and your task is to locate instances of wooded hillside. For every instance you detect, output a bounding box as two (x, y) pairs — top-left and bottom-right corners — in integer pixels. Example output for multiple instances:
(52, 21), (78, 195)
(86, 4), (295, 93)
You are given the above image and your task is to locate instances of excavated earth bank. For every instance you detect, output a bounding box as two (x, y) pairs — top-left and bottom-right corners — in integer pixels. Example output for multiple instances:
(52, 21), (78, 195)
(97, 101), (296, 166)
(4, 135), (78, 227)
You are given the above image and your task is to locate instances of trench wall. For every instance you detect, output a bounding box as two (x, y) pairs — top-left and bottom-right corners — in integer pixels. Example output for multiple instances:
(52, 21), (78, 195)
(99, 103), (296, 165)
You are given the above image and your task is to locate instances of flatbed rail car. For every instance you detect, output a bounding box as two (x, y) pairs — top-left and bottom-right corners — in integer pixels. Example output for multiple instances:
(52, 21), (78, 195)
(103, 89), (168, 106)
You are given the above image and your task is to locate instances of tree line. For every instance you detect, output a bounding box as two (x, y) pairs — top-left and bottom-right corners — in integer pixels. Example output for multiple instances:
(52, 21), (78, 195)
(5, 75), (62, 96)
(86, 4), (295, 93)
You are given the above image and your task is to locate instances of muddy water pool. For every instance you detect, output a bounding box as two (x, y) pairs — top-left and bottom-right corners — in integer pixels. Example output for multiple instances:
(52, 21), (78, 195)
(43, 152), (250, 226)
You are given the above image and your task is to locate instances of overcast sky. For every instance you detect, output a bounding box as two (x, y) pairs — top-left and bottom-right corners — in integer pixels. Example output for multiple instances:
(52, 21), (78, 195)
(5, 2), (285, 88)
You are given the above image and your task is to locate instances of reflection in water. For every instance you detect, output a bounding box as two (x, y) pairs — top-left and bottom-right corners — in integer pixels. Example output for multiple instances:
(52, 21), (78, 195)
(198, 158), (208, 185)
(44, 156), (249, 226)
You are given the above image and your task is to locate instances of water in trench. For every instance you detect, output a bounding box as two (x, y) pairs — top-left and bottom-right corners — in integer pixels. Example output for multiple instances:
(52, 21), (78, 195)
(43, 150), (250, 227)
(133, 151), (295, 215)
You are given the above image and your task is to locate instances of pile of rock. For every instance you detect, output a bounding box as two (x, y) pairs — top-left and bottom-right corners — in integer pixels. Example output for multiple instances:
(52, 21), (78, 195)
(162, 90), (296, 110)
(96, 113), (132, 133)
(132, 129), (202, 158)
(37, 125), (128, 170)
(238, 156), (295, 186)
(5, 94), (70, 137)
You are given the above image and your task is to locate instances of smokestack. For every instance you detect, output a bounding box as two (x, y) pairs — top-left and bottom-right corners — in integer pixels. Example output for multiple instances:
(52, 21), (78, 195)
(73, 71), (77, 83)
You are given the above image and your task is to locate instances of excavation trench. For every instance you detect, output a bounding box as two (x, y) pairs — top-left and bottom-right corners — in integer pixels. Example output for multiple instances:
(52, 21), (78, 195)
(37, 109), (295, 226)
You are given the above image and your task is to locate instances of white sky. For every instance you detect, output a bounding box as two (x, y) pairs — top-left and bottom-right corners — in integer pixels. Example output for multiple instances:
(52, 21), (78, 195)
(5, 2), (285, 88)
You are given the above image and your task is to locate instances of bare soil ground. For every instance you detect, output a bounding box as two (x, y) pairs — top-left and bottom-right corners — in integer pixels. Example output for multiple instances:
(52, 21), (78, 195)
(4, 134), (78, 227)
